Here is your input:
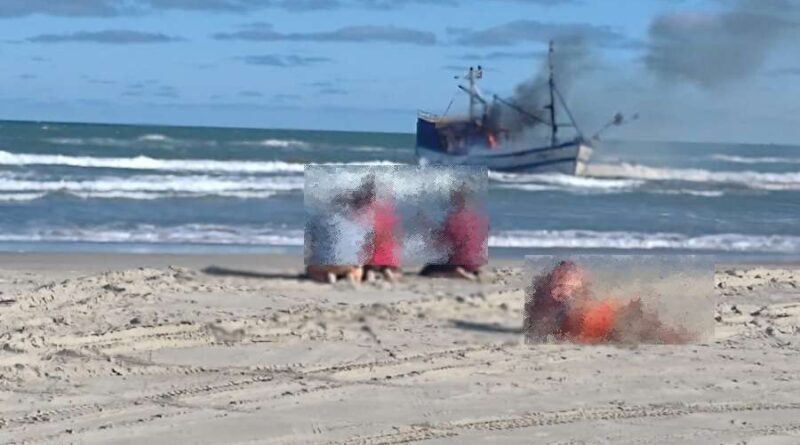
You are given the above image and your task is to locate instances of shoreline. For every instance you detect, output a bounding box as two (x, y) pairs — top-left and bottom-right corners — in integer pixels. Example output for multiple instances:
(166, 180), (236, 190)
(3, 251), (799, 273)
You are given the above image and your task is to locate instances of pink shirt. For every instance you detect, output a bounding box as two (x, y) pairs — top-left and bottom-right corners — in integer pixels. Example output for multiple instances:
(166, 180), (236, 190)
(366, 200), (401, 268)
(443, 206), (488, 269)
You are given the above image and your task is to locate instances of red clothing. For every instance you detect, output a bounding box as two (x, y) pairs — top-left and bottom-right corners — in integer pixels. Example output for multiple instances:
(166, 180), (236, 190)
(563, 300), (619, 344)
(442, 205), (488, 269)
(367, 200), (401, 268)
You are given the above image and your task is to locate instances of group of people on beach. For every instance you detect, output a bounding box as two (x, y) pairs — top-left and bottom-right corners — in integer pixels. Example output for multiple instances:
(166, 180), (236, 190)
(305, 174), (488, 284)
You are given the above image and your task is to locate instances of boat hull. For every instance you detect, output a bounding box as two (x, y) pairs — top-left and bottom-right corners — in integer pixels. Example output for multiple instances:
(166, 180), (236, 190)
(416, 141), (593, 175)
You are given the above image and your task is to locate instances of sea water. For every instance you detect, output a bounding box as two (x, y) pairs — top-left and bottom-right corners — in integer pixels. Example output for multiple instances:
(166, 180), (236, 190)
(0, 119), (798, 260)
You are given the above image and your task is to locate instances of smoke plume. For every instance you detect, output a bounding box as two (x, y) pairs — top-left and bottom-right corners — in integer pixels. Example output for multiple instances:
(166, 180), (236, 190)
(644, 0), (797, 88)
(489, 35), (593, 136)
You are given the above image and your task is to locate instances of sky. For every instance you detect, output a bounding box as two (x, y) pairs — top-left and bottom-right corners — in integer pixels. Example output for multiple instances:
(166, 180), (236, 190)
(0, 0), (798, 144)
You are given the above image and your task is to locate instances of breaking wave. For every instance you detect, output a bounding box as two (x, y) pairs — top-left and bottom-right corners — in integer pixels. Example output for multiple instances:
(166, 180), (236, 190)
(0, 225), (304, 246)
(234, 138), (310, 149)
(711, 154), (800, 164)
(0, 150), (305, 174)
(0, 224), (795, 254)
(0, 151), (402, 174)
(586, 163), (800, 190)
(0, 174), (302, 198)
(0, 192), (48, 202)
(137, 134), (171, 142)
(490, 171), (643, 190)
(489, 230), (800, 253)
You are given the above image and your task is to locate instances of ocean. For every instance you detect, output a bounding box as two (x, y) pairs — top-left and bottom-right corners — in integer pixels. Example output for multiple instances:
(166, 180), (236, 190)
(1, 119), (798, 259)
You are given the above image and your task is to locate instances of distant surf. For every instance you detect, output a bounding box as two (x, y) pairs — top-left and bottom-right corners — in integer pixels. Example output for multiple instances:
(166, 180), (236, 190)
(0, 225), (797, 254)
(711, 154), (800, 164)
(0, 150), (305, 174)
(586, 162), (800, 190)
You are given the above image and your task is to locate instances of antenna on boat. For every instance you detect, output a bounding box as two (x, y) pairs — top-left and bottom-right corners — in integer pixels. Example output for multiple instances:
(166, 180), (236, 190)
(545, 41), (586, 143)
(468, 66), (483, 122)
(547, 40), (558, 146)
(455, 66), (485, 122)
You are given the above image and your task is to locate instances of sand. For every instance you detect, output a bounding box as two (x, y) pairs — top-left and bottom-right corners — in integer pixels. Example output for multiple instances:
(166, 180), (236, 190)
(0, 253), (799, 444)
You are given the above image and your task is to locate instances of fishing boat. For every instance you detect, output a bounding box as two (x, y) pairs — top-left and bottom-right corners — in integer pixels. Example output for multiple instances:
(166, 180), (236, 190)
(416, 41), (598, 175)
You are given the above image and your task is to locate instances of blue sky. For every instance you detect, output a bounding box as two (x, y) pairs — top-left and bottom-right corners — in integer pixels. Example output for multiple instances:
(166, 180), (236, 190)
(0, 0), (798, 143)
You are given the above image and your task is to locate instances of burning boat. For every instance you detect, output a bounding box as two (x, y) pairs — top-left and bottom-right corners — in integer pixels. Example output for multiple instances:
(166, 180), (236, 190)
(416, 41), (606, 175)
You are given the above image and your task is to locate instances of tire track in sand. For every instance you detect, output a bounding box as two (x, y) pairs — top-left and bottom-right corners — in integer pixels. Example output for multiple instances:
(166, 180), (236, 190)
(0, 344), (501, 432)
(326, 401), (800, 445)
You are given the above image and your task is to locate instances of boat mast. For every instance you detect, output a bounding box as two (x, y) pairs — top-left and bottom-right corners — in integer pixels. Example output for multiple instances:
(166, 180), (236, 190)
(466, 66), (483, 122)
(467, 67), (474, 121)
(547, 40), (558, 146)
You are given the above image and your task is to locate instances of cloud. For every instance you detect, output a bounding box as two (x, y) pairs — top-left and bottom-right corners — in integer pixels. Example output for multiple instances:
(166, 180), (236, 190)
(458, 50), (545, 61)
(27, 30), (183, 44)
(354, 0), (456, 8)
(644, 0), (798, 88)
(309, 81), (334, 88)
(273, 93), (301, 101)
(765, 67), (800, 77)
(145, 0), (271, 11)
(154, 85), (180, 98)
(144, 0), (341, 11)
(355, 0), (571, 9)
(238, 54), (332, 67)
(239, 90), (264, 97)
(318, 87), (348, 95)
(0, 0), (123, 17)
(121, 80), (180, 99)
(449, 19), (632, 48)
(81, 75), (117, 85)
(214, 23), (436, 45)
(0, 0), (576, 17)
(19, 74), (37, 80)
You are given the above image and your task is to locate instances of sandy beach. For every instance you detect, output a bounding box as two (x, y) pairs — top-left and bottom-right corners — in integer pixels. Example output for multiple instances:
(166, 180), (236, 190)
(1, 253), (799, 444)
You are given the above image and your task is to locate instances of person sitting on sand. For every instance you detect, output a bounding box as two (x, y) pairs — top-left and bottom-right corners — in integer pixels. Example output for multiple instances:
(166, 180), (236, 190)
(305, 190), (370, 284)
(420, 185), (488, 280)
(353, 175), (402, 282)
(524, 260), (691, 344)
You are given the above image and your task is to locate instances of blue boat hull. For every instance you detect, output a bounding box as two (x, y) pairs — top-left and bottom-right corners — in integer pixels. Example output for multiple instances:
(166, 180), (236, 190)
(415, 141), (592, 175)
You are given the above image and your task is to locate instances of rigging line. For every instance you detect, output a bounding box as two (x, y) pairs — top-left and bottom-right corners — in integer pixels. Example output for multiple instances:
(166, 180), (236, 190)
(493, 95), (551, 126)
(553, 85), (584, 139)
(442, 92), (457, 117)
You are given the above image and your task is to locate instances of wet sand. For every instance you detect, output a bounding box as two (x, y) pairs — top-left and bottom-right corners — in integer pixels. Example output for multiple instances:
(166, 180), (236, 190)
(0, 253), (798, 444)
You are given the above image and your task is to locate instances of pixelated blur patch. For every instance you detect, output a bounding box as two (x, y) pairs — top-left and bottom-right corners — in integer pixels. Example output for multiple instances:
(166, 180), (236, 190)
(523, 255), (715, 344)
(304, 165), (488, 268)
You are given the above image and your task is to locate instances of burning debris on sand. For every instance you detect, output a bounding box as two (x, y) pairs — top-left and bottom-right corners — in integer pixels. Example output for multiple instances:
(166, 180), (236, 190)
(524, 256), (715, 344)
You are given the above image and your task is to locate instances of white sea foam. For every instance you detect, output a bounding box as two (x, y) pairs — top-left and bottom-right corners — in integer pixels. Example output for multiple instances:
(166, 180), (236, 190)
(0, 150), (306, 174)
(46, 137), (134, 147)
(0, 175), (303, 195)
(587, 163), (800, 190)
(72, 190), (279, 200)
(350, 145), (388, 152)
(0, 151), (405, 174)
(0, 192), (48, 202)
(489, 230), (800, 253)
(651, 189), (725, 198)
(0, 225), (305, 246)
(137, 134), (171, 142)
(712, 154), (800, 164)
(0, 224), (794, 254)
(490, 171), (643, 190)
(236, 138), (310, 149)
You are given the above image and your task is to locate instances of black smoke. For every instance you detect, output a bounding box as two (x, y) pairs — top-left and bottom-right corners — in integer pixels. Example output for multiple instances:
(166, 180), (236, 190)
(644, 0), (798, 88)
(489, 35), (593, 136)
